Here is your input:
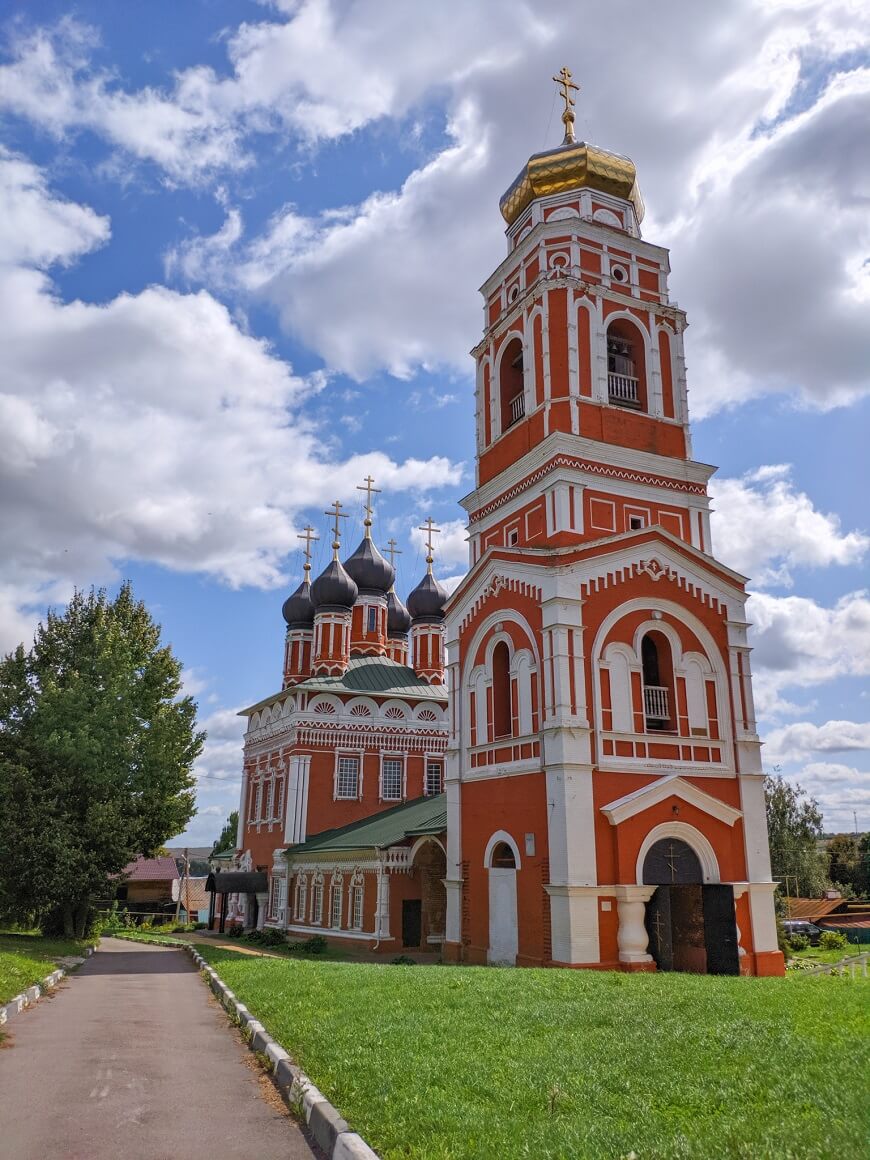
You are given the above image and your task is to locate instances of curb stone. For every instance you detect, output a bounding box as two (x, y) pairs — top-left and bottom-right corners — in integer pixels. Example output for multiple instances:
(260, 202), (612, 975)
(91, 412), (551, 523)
(0, 945), (95, 1026)
(183, 944), (379, 1160)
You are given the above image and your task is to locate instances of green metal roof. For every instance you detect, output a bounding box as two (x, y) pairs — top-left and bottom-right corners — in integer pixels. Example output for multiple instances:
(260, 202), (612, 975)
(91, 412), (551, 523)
(241, 656), (447, 715)
(286, 794), (446, 857)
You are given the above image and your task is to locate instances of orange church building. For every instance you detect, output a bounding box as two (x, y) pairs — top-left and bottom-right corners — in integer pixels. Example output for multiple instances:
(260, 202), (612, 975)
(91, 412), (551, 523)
(218, 70), (784, 977)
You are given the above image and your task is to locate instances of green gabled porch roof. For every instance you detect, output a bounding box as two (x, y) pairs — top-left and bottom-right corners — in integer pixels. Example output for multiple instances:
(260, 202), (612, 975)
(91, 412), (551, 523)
(285, 794), (446, 857)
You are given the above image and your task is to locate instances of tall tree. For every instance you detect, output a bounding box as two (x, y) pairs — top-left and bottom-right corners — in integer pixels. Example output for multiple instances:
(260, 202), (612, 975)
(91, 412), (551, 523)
(211, 810), (239, 855)
(0, 584), (203, 935)
(764, 775), (829, 900)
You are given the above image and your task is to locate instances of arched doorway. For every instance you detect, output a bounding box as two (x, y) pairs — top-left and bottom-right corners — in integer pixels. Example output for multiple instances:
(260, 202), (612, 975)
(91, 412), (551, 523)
(405, 840), (447, 950)
(642, 837), (738, 975)
(487, 837), (519, 965)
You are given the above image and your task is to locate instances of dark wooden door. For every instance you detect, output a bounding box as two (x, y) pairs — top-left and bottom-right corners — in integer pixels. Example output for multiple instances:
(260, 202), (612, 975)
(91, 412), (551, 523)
(671, 885), (707, 973)
(402, 899), (422, 948)
(645, 886), (674, 971)
(702, 884), (740, 975)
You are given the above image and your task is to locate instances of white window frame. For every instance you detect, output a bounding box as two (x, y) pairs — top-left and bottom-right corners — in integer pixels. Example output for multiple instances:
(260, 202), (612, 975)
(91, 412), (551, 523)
(274, 776), (285, 821)
(380, 754), (405, 802)
(254, 780), (263, 822)
(366, 605), (378, 634)
(329, 879), (343, 929)
(294, 874), (308, 921)
(425, 759), (443, 796)
(350, 880), (364, 931)
(335, 753), (362, 800)
(311, 877), (324, 924)
(265, 777), (274, 821)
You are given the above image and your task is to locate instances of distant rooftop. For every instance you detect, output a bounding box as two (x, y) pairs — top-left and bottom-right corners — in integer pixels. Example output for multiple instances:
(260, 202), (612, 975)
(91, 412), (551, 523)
(121, 855), (179, 883)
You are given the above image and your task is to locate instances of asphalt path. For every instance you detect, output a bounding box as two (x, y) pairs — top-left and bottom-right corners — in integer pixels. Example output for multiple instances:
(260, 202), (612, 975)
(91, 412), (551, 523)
(0, 937), (320, 1160)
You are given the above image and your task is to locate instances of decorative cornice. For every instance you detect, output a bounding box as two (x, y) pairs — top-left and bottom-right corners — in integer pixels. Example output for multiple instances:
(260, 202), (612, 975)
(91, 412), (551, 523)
(468, 453), (707, 525)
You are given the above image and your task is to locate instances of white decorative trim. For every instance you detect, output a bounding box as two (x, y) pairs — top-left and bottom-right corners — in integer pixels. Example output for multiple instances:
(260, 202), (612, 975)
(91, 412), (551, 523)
(483, 829), (522, 869)
(601, 774), (742, 827)
(635, 822), (721, 884)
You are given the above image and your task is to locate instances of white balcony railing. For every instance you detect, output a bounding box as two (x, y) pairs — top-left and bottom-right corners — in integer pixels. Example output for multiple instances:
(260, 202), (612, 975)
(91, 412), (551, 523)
(608, 372), (640, 404)
(508, 393), (525, 426)
(643, 685), (670, 721)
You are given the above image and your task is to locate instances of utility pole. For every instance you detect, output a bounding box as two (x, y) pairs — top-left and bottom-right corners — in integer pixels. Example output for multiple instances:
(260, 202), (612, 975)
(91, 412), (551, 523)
(174, 848), (189, 925)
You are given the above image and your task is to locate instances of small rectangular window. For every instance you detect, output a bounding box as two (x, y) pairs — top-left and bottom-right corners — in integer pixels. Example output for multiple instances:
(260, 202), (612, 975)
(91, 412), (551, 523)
(336, 756), (359, 799)
(367, 606), (378, 633)
(629, 515), (645, 530)
(425, 761), (443, 796)
(507, 529), (519, 546)
(381, 757), (403, 800)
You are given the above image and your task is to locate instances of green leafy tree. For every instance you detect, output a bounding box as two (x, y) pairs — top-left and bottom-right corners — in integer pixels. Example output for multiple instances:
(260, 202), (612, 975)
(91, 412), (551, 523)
(0, 584), (203, 936)
(827, 833), (860, 892)
(765, 775), (829, 899)
(212, 810), (239, 855)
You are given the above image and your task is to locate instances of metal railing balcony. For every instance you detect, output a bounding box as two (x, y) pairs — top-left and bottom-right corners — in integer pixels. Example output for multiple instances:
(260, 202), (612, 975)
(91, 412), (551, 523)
(508, 393), (525, 426)
(643, 685), (670, 721)
(608, 372), (640, 405)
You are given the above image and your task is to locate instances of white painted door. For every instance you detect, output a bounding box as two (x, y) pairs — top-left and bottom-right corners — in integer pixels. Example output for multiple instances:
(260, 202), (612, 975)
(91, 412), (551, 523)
(488, 868), (518, 964)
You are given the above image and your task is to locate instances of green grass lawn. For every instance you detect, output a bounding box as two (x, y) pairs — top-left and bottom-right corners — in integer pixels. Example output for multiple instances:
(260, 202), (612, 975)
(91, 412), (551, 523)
(197, 946), (869, 1160)
(788, 944), (867, 967)
(0, 933), (94, 1004)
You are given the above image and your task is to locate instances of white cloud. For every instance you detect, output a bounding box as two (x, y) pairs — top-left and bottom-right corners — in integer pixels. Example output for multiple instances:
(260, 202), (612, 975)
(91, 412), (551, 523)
(784, 763), (870, 831)
(0, 152), (462, 652)
(748, 589), (870, 718)
(410, 517), (468, 570)
(710, 465), (868, 586)
(764, 720), (870, 765)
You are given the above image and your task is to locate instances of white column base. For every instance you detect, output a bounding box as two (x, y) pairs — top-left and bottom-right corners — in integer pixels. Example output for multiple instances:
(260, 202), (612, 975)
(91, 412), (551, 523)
(614, 885), (656, 964)
(545, 885), (601, 963)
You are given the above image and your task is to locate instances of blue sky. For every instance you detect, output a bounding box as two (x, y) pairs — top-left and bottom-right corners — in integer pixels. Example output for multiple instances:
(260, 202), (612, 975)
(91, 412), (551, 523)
(1, 0), (868, 845)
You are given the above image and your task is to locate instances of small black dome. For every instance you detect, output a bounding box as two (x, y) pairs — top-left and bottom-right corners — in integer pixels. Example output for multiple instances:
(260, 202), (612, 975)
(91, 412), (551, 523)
(282, 577), (314, 628)
(344, 535), (395, 595)
(311, 557), (358, 610)
(386, 589), (412, 636)
(407, 570), (448, 622)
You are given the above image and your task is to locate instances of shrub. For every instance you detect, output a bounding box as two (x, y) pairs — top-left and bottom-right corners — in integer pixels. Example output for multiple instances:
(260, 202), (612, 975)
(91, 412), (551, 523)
(390, 955), (417, 966)
(286, 934), (328, 955)
(819, 931), (849, 951)
(226, 923), (244, 938)
(787, 933), (809, 951)
(259, 928), (288, 948)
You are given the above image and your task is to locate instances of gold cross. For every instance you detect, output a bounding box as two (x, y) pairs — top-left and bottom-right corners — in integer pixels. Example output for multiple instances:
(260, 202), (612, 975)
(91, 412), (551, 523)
(665, 841), (683, 883)
(382, 538), (402, 568)
(297, 524), (319, 573)
(356, 474), (381, 527)
(325, 500), (348, 552)
(651, 910), (666, 955)
(553, 66), (579, 143)
(418, 517), (441, 565)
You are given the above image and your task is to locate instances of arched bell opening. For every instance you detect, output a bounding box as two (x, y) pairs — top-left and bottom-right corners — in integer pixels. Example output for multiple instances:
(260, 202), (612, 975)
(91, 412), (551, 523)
(606, 317), (648, 411)
(641, 630), (677, 732)
(499, 336), (525, 434)
(492, 640), (512, 740)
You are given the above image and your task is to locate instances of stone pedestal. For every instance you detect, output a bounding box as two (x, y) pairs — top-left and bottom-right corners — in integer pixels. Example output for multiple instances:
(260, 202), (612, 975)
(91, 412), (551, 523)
(614, 885), (656, 967)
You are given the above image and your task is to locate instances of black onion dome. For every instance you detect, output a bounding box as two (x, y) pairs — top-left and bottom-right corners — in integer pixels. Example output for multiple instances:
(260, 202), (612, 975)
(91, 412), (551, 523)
(386, 589), (412, 637)
(406, 570), (448, 622)
(311, 557), (359, 610)
(282, 577), (315, 628)
(343, 535), (395, 595)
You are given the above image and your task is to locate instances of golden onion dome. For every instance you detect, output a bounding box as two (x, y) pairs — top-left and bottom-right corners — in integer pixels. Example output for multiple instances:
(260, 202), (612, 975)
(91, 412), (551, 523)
(499, 139), (644, 228)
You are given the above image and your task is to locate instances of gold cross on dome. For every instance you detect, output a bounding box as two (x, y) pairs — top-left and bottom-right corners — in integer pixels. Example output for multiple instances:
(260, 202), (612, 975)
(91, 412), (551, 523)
(553, 66), (579, 144)
(325, 500), (348, 553)
(383, 538), (402, 568)
(356, 474), (381, 527)
(297, 524), (319, 573)
(418, 517), (441, 565)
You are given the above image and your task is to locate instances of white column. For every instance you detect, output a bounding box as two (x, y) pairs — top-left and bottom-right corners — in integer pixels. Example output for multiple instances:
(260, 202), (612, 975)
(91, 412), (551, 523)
(374, 863), (391, 940)
(732, 883), (749, 961)
(236, 770), (248, 849)
(614, 885), (656, 964)
(545, 885), (600, 964)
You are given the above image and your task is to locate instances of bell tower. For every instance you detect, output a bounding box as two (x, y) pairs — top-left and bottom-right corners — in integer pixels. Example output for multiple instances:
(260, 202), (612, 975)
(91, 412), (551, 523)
(443, 71), (784, 978)
(466, 68), (710, 560)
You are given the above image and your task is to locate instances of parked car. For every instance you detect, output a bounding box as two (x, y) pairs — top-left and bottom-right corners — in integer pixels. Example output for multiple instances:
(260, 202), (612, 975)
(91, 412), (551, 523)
(783, 919), (822, 945)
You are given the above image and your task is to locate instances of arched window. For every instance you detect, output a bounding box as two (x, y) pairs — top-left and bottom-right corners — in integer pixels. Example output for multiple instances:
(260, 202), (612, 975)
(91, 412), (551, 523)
(499, 336), (525, 433)
(492, 641), (512, 739)
(606, 318), (647, 411)
(490, 841), (517, 869)
(641, 631), (676, 732)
